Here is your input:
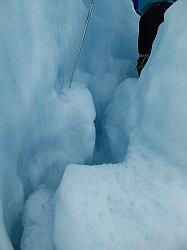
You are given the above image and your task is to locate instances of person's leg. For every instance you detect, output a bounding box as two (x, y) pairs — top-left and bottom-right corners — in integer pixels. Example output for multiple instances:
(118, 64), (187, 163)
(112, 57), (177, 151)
(137, 2), (173, 76)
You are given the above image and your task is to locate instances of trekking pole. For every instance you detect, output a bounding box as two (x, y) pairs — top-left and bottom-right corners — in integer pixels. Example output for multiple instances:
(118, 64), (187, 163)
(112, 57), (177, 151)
(69, 0), (96, 89)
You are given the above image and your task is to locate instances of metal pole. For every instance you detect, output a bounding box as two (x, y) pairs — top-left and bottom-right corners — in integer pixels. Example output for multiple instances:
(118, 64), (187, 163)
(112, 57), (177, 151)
(69, 0), (96, 89)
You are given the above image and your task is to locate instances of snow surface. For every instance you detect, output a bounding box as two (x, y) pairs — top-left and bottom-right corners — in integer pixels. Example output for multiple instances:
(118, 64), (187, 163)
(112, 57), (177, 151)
(0, 0), (187, 249)
(54, 145), (187, 250)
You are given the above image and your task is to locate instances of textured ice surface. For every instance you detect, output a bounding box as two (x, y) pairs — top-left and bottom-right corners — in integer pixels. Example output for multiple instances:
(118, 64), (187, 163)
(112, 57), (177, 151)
(75, 0), (139, 121)
(22, 86), (96, 192)
(138, 0), (187, 168)
(93, 78), (140, 164)
(0, 0), (96, 247)
(94, 0), (187, 166)
(0, 0), (187, 249)
(21, 188), (53, 250)
(54, 145), (187, 250)
(54, 1), (187, 249)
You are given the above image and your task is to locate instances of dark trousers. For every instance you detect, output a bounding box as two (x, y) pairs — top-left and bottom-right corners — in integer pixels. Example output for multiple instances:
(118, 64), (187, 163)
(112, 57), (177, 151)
(138, 2), (173, 55)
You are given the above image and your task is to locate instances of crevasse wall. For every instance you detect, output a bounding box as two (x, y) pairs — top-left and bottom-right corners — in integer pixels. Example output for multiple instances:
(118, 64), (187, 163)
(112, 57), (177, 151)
(0, 0), (94, 248)
(139, 0), (187, 168)
(0, 0), (138, 249)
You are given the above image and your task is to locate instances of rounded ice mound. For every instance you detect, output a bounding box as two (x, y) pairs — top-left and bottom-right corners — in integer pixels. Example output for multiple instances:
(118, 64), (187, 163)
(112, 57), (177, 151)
(23, 85), (96, 192)
(21, 187), (53, 250)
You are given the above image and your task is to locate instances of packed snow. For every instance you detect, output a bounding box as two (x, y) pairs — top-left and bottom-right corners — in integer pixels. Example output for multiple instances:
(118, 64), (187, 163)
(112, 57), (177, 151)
(54, 146), (187, 250)
(0, 0), (187, 249)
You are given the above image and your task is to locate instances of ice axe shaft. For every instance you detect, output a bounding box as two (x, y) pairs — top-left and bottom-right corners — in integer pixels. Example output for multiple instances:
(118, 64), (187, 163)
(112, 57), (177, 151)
(69, 0), (96, 89)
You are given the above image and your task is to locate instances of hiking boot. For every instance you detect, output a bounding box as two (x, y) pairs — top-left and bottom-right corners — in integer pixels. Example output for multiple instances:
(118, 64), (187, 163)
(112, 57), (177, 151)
(136, 54), (150, 76)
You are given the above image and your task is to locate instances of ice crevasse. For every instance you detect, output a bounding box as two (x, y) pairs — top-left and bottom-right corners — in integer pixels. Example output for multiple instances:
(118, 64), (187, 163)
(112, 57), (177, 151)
(54, 1), (187, 250)
(0, 0), (187, 249)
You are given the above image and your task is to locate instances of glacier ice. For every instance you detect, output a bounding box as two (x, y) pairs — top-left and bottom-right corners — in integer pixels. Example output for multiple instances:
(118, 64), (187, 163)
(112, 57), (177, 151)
(0, 0), (96, 248)
(21, 187), (53, 250)
(54, 146), (187, 250)
(138, 0), (187, 168)
(0, 83), (96, 250)
(0, 0), (187, 249)
(54, 0), (187, 250)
